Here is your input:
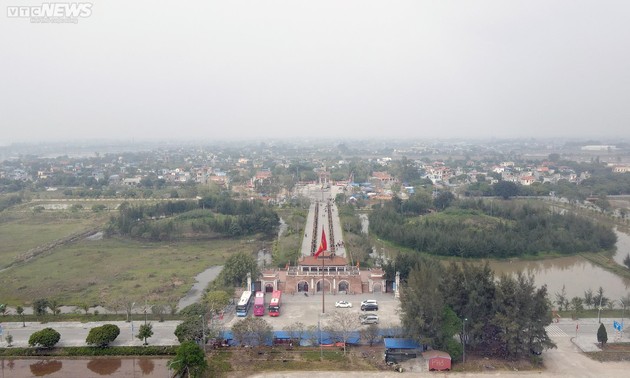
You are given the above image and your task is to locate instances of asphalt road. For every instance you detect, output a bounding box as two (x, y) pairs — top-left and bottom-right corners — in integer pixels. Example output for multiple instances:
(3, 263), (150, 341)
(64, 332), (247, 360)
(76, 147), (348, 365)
(3, 315), (630, 377)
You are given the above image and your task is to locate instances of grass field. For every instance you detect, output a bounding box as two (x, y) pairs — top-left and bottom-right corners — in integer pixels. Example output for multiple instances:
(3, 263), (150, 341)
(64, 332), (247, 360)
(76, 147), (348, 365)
(0, 235), (254, 306)
(0, 211), (109, 268)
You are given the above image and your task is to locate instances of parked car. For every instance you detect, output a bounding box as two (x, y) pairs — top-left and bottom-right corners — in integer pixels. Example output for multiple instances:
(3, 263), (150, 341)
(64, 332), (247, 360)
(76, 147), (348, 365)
(360, 314), (379, 324)
(335, 300), (352, 308)
(361, 300), (378, 311)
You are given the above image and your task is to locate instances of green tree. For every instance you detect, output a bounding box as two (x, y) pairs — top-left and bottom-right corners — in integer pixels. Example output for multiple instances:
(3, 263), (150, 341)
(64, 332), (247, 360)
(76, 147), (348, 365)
(151, 304), (166, 322)
(492, 273), (555, 359)
(593, 286), (609, 309)
(5, 333), (13, 347)
(400, 258), (445, 347)
(434, 191), (456, 210)
(597, 323), (608, 347)
(79, 303), (90, 315)
(569, 297), (584, 318)
(204, 290), (230, 316)
(584, 289), (594, 309)
(137, 323), (154, 345)
(220, 252), (259, 287)
(555, 285), (569, 311)
(33, 299), (48, 316)
(48, 299), (60, 316)
(493, 181), (519, 199)
(441, 307), (463, 361)
(29, 328), (61, 348)
(174, 316), (214, 343)
(179, 303), (208, 318)
(169, 341), (207, 378)
(16, 305), (25, 327)
(86, 324), (120, 347)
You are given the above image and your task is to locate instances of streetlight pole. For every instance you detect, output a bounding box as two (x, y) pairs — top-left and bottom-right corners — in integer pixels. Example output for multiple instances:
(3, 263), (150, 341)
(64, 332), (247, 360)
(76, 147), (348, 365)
(597, 294), (604, 323)
(462, 318), (468, 364)
(200, 314), (206, 354)
(620, 298), (626, 339)
(130, 302), (135, 340)
(143, 301), (148, 345)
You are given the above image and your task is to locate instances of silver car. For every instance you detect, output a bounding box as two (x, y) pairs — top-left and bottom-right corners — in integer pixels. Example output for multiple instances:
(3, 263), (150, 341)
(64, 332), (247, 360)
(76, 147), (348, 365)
(360, 314), (379, 324)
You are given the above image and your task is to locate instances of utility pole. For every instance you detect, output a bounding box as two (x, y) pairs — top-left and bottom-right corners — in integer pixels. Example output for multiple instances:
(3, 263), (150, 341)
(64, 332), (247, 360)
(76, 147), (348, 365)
(597, 294), (604, 323)
(462, 318), (468, 364)
(200, 314), (206, 353)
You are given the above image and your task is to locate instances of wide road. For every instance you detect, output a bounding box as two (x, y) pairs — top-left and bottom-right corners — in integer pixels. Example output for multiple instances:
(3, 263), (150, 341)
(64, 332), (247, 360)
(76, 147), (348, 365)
(298, 184), (346, 259)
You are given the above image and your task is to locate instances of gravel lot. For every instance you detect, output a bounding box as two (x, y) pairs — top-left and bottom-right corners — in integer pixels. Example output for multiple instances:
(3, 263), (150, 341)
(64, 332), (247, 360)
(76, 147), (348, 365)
(222, 291), (402, 330)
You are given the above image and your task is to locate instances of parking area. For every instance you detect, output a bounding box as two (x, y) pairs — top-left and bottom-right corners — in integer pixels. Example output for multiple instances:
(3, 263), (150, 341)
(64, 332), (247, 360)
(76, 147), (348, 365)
(222, 292), (402, 330)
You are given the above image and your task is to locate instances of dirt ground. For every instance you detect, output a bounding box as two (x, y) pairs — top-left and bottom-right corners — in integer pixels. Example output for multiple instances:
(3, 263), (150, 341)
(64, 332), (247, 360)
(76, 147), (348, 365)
(585, 342), (630, 362)
(244, 337), (630, 377)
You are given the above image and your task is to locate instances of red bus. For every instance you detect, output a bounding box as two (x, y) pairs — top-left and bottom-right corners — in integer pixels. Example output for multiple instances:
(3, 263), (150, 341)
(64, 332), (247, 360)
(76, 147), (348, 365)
(253, 291), (265, 316)
(268, 290), (282, 317)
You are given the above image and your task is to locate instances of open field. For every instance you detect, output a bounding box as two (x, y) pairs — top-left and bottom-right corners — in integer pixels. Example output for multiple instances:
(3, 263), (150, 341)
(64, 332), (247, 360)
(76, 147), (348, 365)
(0, 235), (251, 306)
(0, 211), (109, 268)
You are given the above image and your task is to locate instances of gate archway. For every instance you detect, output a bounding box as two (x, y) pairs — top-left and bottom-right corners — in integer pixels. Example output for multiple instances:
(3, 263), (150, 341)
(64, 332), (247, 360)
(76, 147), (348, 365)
(338, 280), (349, 293)
(265, 283), (274, 293)
(316, 279), (331, 293)
(297, 281), (309, 293)
(373, 282), (382, 293)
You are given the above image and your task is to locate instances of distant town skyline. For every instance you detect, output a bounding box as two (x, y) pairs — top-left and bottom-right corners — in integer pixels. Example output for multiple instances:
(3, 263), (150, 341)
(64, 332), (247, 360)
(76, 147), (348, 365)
(2, 1), (630, 145)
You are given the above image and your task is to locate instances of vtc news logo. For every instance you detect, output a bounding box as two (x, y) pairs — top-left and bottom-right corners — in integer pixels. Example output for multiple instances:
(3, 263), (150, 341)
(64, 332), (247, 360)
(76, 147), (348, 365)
(7, 3), (93, 24)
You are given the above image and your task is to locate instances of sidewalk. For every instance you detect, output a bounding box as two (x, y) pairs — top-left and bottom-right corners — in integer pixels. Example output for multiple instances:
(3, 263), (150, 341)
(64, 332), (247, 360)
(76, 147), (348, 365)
(567, 317), (629, 353)
(0, 320), (181, 348)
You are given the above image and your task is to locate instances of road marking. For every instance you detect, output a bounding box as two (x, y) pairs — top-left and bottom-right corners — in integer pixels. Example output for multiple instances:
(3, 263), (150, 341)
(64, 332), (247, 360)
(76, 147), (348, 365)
(545, 324), (569, 337)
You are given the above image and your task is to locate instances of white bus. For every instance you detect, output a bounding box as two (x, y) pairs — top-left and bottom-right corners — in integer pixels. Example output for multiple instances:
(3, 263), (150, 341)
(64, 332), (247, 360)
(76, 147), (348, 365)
(235, 291), (253, 317)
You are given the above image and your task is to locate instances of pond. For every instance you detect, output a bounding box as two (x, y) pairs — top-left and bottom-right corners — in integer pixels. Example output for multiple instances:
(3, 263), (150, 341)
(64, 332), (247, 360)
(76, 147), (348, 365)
(0, 358), (169, 377)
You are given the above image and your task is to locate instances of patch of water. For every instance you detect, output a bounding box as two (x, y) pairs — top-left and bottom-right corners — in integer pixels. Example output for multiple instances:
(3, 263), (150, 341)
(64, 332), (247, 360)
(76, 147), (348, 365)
(0, 358), (168, 377)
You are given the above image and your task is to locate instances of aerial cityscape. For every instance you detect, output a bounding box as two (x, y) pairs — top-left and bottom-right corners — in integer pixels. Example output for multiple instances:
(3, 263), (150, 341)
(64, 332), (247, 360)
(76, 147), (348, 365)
(2, 0), (630, 377)
(0, 137), (629, 376)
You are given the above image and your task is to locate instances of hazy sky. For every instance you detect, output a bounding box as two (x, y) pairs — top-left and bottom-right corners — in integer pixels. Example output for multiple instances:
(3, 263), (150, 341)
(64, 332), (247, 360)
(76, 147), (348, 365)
(1, 1), (629, 144)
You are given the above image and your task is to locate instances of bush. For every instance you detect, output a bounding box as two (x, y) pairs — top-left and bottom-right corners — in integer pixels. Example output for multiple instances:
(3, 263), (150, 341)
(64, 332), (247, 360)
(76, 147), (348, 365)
(0, 345), (177, 357)
(28, 328), (61, 348)
(86, 324), (120, 347)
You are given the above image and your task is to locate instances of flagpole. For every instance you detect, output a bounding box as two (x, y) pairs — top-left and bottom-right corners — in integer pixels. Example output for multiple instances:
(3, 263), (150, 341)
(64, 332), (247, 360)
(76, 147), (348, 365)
(322, 253), (325, 314)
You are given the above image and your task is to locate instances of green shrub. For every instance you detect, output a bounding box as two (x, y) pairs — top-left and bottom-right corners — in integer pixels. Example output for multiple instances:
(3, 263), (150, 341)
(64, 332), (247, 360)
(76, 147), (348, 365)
(28, 328), (60, 348)
(86, 324), (120, 347)
(0, 345), (177, 357)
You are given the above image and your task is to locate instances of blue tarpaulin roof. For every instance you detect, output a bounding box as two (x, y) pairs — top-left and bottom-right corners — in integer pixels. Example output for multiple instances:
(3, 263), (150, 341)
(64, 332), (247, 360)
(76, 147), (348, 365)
(384, 338), (420, 349)
(221, 330), (360, 346)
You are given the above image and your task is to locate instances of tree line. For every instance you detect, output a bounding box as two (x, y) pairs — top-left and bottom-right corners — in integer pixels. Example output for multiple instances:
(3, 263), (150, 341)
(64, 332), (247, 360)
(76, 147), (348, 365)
(108, 194), (279, 241)
(400, 256), (555, 360)
(370, 197), (616, 258)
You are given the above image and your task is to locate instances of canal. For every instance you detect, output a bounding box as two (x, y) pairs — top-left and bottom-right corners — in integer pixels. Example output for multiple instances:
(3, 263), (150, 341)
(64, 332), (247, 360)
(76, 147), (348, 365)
(0, 358), (170, 377)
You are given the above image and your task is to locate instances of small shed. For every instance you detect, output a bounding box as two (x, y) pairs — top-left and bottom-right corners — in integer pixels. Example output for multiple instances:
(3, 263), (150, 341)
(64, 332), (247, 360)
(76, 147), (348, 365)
(422, 350), (451, 371)
(383, 338), (423, 363)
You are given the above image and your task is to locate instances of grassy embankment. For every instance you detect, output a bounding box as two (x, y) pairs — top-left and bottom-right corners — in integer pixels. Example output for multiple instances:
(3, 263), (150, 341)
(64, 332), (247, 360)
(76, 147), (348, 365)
(549, 201), (630, 279)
